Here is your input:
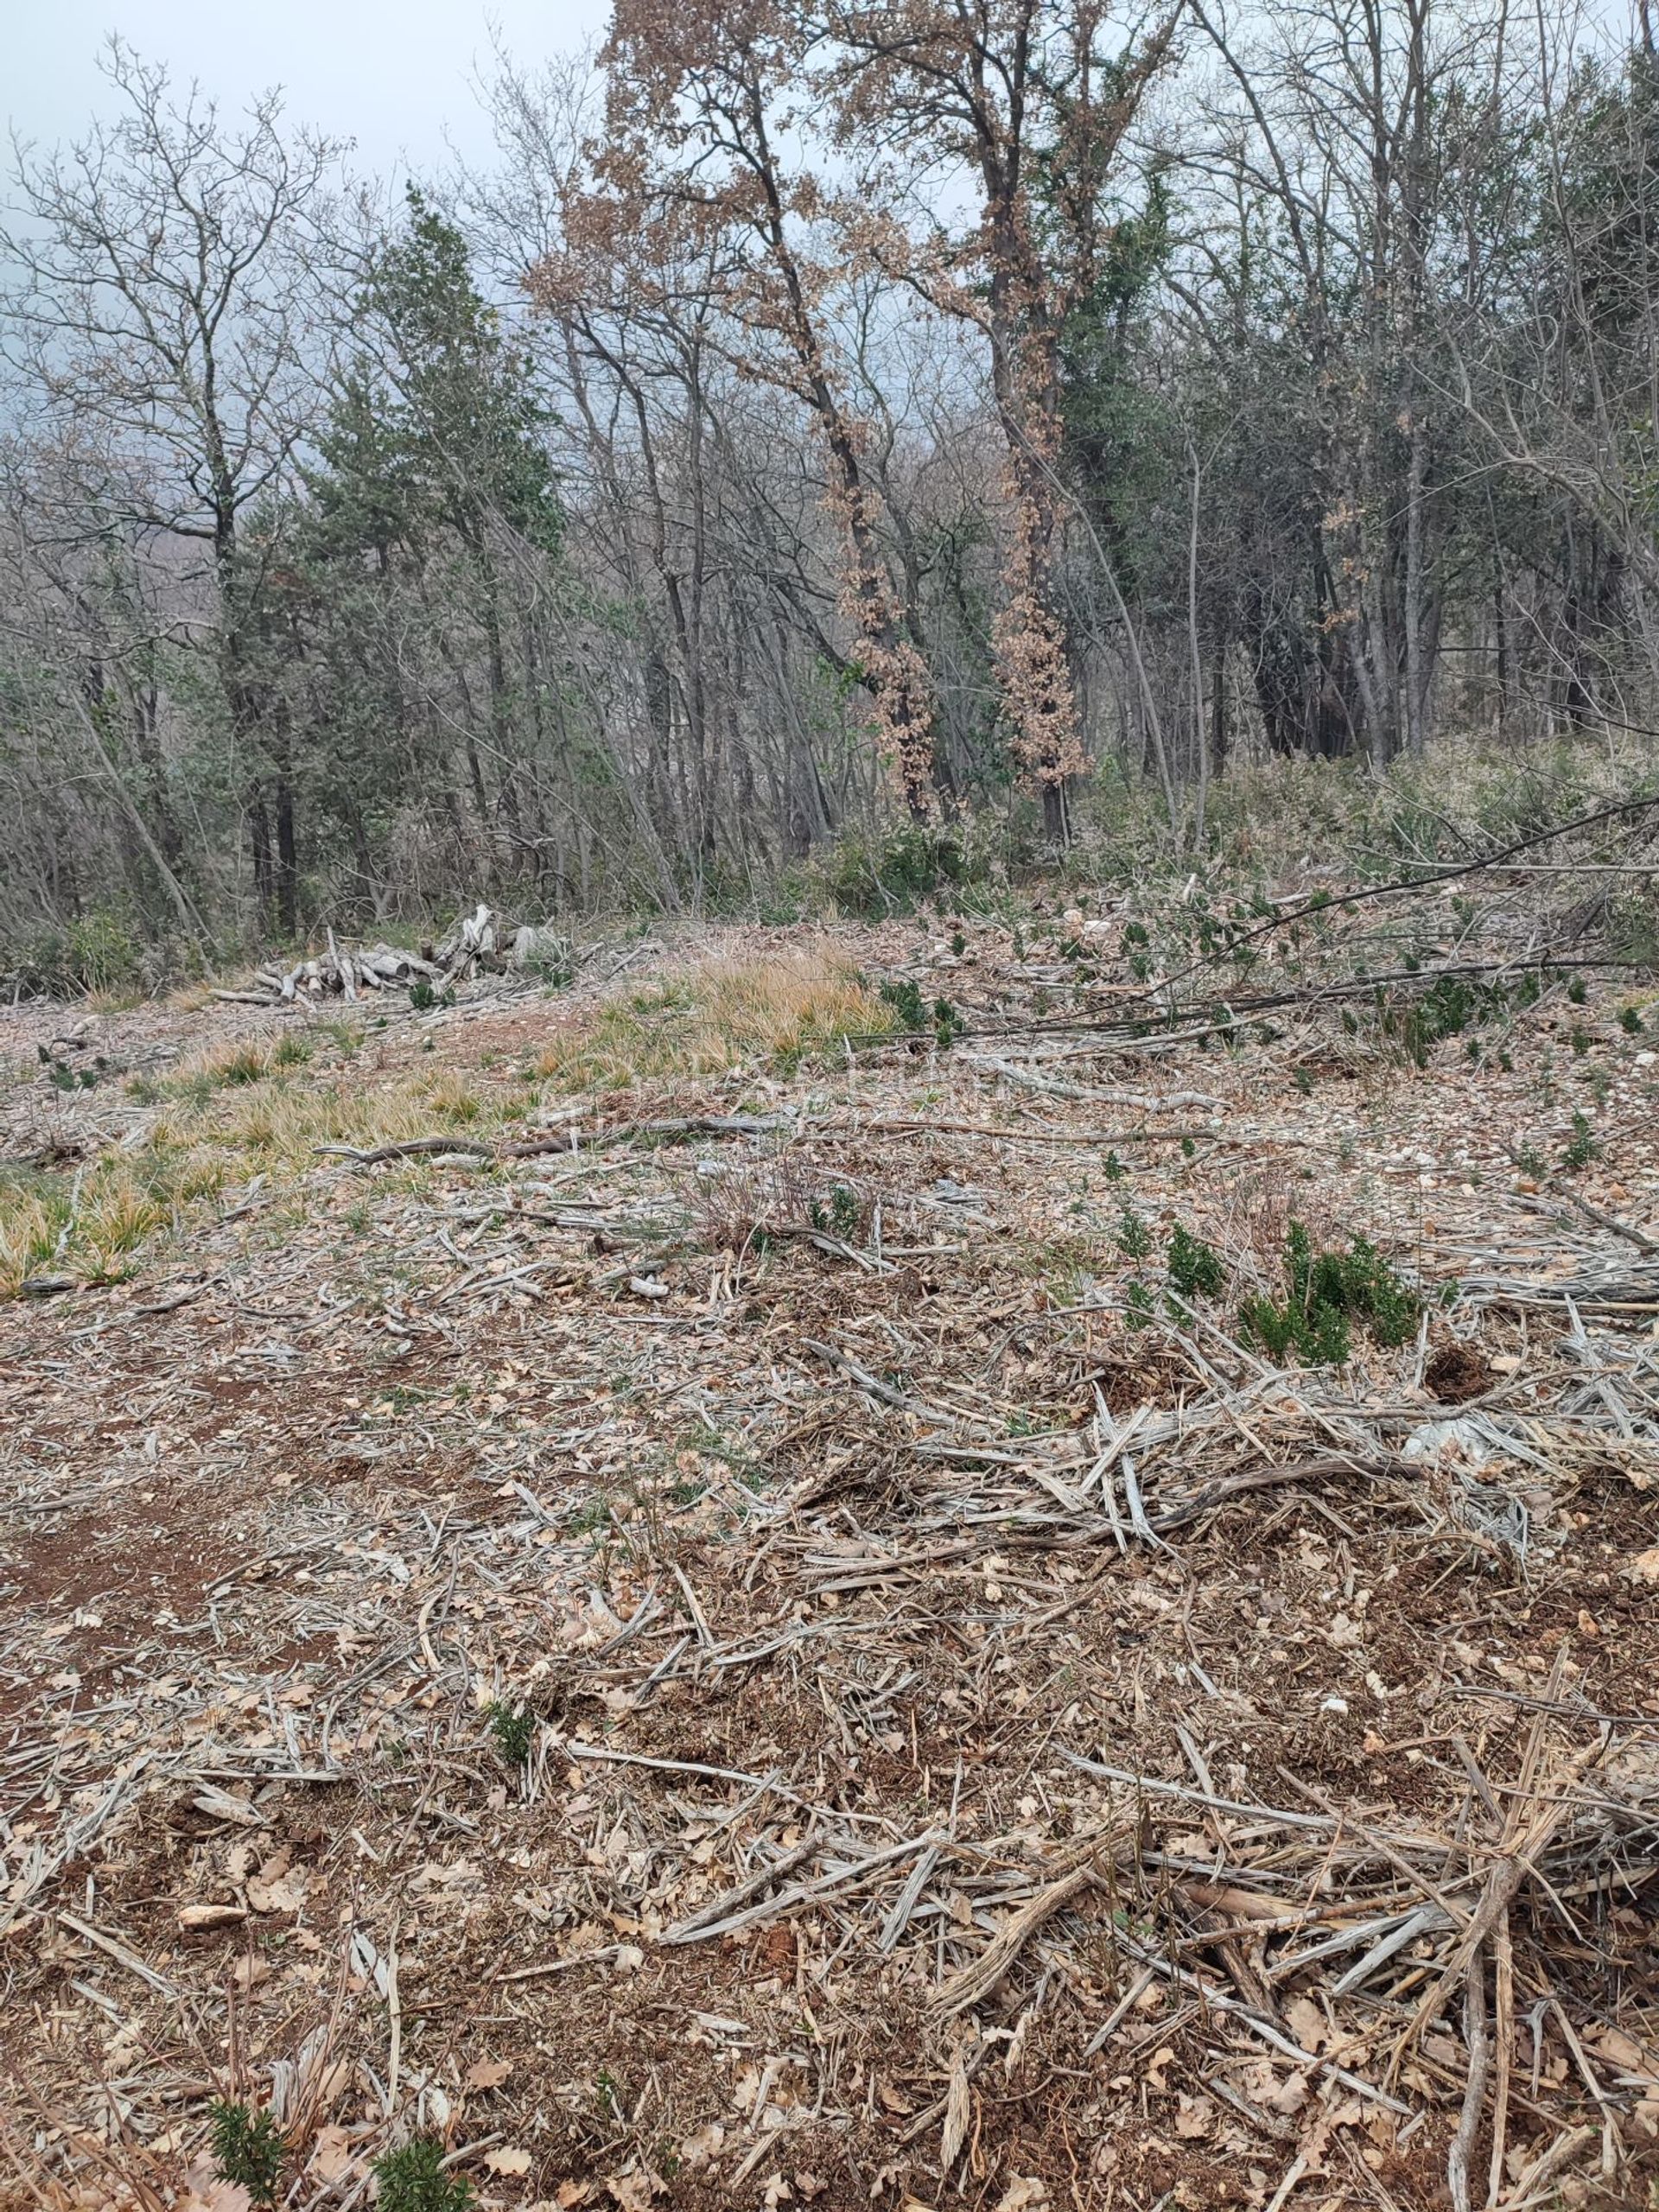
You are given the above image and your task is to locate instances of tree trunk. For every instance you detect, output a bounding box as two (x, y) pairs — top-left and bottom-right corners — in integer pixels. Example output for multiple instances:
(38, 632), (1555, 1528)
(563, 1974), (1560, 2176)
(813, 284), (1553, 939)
(275, 772), (298, 941)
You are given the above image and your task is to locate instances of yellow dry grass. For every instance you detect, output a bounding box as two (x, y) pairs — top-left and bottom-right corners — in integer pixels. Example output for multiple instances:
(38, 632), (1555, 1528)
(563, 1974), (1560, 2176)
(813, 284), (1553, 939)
(0, 1046), (504, 1299)
(0, 1145), (226, 1297)
(2, 950), (885, 1298)
(537, 947), (894, 1088)
(161, 1033), (309, 1103)
(0, 1185), (64, 1296)
(147, 1062), (493, 1173)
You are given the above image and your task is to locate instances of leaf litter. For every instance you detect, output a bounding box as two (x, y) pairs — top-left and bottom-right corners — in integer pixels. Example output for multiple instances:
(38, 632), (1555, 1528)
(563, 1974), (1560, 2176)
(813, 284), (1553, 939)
(0, 872), (1656, 2210)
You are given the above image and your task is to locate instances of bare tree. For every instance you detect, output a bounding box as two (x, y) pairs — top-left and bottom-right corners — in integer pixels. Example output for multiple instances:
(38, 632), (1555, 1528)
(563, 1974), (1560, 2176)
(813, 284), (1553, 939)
(2, 40), (343, 931)
(571, 0), (943, 817)
(822, 0), (1183, 834)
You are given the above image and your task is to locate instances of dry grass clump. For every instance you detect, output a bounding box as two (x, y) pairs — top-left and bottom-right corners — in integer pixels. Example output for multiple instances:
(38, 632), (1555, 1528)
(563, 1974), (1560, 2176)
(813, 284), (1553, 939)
(0, 1146), (225, 1296)
(160, 1063), (492, 1170)
(0, 1047), (499, 1298)
(159, 1032), (308, 1104)
(0, 1177), (64, 1294)
(537, 948), (893, 1088)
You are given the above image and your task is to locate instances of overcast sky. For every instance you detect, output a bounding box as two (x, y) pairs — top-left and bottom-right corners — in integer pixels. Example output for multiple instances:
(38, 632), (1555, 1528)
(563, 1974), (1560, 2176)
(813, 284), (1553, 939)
(8, 0), (608, 181)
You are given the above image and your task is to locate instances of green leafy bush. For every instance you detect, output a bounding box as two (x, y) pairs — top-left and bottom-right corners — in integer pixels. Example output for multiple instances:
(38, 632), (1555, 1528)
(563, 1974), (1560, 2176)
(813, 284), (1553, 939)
(1561, 1111), (1598, 1171)
(879, 979), (963, 1046)
(1239, 1221), (1420, 1365)
(821, 825), (972, 917)
(808, 1184), (863, 1237)
(1374, 971), (1535, 1068)
(67, 910), (146, 994)
(485, 1700), (534, 1766)
(1116, 1205), (1151, 1261)
(1166, 1225), (1225, 1301)
(2, 910), (147, 999)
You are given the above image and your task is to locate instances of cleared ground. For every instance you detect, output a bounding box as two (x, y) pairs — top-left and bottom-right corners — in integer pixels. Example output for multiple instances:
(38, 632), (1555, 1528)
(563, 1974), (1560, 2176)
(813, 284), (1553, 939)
(1, 887), (1656, 2212)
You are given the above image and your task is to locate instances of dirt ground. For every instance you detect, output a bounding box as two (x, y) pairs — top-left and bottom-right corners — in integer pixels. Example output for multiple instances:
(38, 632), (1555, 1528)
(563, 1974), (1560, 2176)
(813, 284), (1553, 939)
(1, 894), (1656, 2212)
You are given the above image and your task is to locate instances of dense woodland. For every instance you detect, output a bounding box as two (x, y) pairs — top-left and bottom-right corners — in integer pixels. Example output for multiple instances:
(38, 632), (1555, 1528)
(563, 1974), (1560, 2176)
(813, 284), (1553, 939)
(4, 0), (1659, 974)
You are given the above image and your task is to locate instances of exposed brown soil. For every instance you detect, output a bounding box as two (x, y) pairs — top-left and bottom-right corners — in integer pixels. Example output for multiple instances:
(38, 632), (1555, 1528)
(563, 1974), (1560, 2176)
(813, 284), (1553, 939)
(1, 905), (1656, 2212)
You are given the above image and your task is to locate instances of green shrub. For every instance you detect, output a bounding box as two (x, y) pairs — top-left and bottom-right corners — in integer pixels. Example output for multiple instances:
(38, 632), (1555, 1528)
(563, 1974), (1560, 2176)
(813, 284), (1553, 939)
(1374, 971), (1530, 1068)
(373, 2139), (476, 2212)
(1166, 1225), (1225, 1301)
(880, 977), (926, 1028)
(1116, 1205), (1151, 1261)
(820, 825), (973, 917)
(808, 1183), (863, 1237)
(2, 910), (144, 999)
(1238, 1221), (1420, 1365)
(1240, 1287), (1351, 1363)
(208, 2102), (286, 2208)
(485, 1700), (534, 1766)
(67, 910), (145, 995)
(1610, 887), (1659, 965)
(1561, 1110), (1598, 1171)
(879, 979), (963, 1045)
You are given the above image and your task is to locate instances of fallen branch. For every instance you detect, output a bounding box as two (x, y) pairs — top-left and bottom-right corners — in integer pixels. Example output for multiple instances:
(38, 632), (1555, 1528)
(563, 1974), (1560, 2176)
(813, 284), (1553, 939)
(931, 1845), (1121, 2018)
(316, 1136), (496, 1165)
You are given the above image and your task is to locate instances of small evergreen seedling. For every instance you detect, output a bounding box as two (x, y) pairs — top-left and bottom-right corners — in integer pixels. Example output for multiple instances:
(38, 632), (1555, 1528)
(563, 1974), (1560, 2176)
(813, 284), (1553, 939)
(1237, 1221), (1419, 1366)
(486, 1700), (534, 1766)
(1166, 1226), (1225, 1302)
(208, 2102), (285, 2208)
(1619, 1005), (1643, 1033)
(809, 1184), (862, 1237)
(1561, 1111), (1598, 1172)
(1567, 976), (1587, 1004)
(1116, 1206), (1151, 1261)
(880, 978), (927, 1030)
(373, 2138), (476, 2212)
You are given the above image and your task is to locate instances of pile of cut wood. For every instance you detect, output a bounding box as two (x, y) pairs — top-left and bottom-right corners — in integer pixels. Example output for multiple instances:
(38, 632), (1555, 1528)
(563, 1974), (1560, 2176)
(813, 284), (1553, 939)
(226, 905), (555, 1006)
